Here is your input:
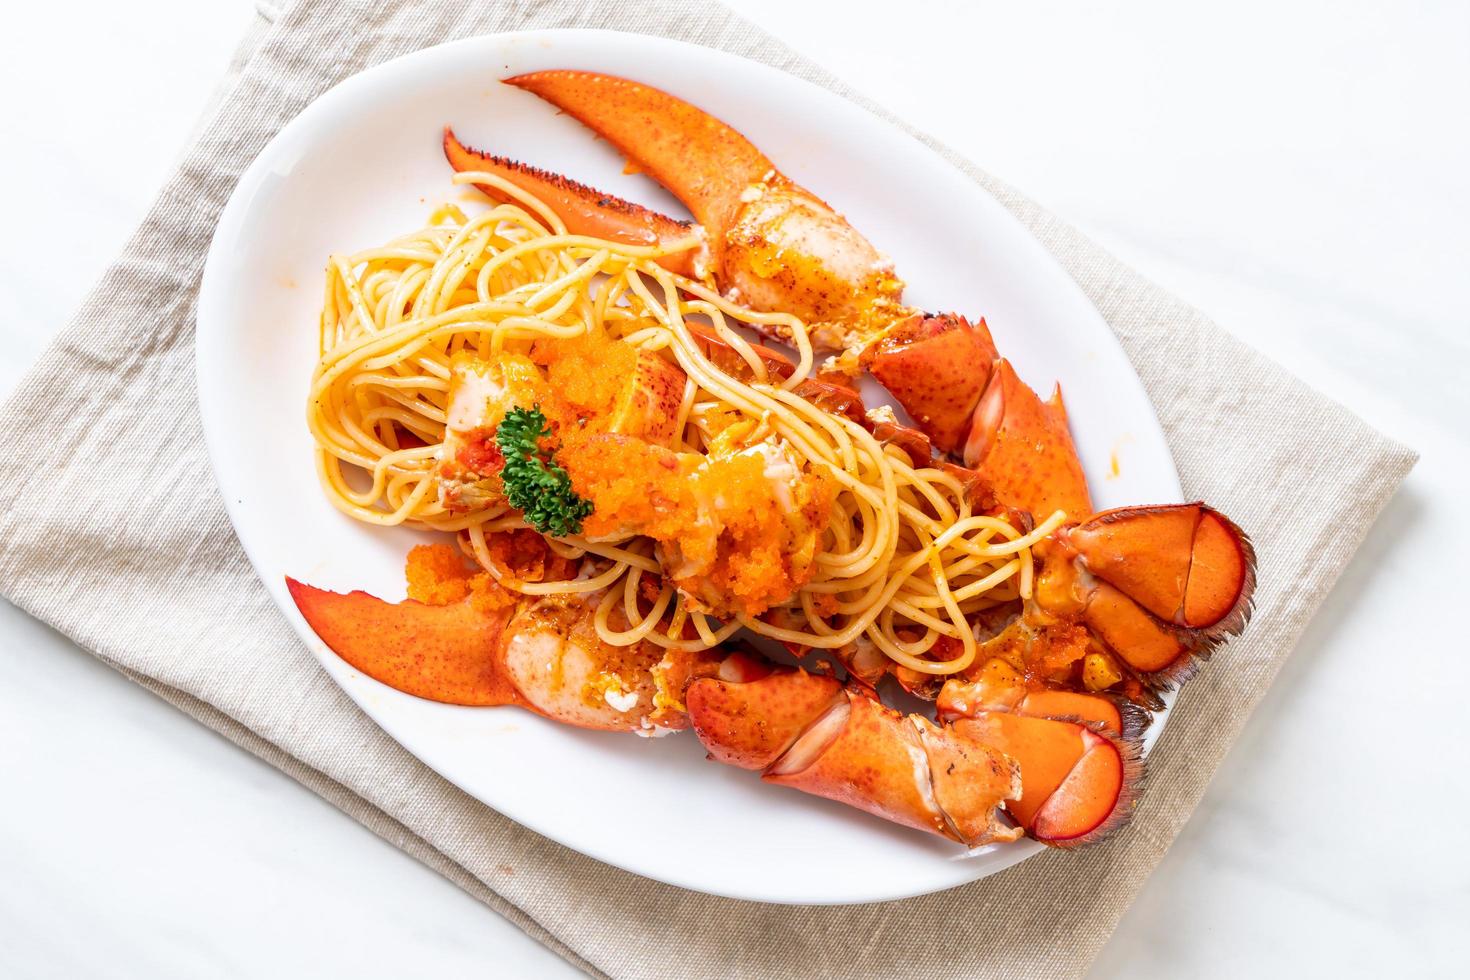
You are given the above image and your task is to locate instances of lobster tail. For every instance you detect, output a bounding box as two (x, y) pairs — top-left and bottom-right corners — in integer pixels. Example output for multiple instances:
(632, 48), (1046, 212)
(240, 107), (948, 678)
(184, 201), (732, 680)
(1061, 503), (1257, 688)
(939, 668), (1144, 847)
(1068, 503), (1256, 635)
(951, 713), (1140, 847)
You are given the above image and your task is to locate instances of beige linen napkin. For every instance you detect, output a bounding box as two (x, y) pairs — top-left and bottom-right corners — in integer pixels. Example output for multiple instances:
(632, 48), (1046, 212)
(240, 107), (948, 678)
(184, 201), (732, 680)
(0, 1), (1416, 977)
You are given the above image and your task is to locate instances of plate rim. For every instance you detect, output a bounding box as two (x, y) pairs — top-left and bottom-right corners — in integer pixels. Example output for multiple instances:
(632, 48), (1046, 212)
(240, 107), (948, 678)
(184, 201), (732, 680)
(197, 26), (1182, 905)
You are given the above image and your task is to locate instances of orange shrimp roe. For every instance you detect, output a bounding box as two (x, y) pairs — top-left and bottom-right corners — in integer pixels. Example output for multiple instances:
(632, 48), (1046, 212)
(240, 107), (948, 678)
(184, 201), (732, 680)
(639, 575), (665, 605)
(555, 428), (834, 615)
(562, 433), (831, 616)
(687, 453), (804, 616)
(462, 333), (837, 617)
(532, 332), (637, 421)
(404, 543), (514, 615)
(561, 434), (697, 540)
(811, 592), (841, 619)
(1030, 622), (1091, 676)
(406, 543), (477, 604)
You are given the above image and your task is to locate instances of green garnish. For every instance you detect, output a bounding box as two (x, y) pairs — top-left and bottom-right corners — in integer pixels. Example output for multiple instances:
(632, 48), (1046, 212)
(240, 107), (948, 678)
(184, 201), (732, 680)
(495, 405), (594, 538)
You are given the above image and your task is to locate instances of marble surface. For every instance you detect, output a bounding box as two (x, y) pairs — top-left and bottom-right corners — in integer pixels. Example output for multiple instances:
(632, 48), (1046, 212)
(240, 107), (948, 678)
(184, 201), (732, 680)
(1, 1), (1465, 976)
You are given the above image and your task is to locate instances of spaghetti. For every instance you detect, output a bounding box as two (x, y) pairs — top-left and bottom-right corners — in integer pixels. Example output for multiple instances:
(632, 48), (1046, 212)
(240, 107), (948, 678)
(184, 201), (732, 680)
(308, 171), (1066, 676)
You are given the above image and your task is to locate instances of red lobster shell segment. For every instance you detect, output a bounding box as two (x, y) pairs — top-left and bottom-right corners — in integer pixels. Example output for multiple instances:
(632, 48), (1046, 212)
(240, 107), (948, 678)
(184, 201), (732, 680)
(939, 666), (1143, 846)
(865, 312), (1091, 521)
(444, 126), (704, 280)
(687, 670), (1024, 847)
(286, 578), (521, 708)
(1066, 503), (1255, 631)
(504, 70), (777, 247)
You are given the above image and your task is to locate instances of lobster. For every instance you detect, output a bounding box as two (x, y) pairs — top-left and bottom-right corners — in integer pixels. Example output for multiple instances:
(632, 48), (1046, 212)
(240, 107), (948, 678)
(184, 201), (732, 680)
(288, 71), (1256, 850)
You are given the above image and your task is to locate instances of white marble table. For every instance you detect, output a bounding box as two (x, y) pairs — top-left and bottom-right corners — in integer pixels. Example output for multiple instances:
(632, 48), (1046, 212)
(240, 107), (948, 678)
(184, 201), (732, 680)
(2, 1), (1465, 976)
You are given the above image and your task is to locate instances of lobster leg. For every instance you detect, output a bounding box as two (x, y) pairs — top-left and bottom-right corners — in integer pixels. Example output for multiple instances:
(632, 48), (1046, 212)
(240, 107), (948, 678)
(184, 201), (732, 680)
(685, 322), (797, 383)
(687, 669), (1023, 846)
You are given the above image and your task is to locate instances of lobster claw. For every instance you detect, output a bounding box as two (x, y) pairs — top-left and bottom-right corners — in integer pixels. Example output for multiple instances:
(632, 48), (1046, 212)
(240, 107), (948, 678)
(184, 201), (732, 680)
(286, 578), (521, 706)
(863, 313), (998, 451)
(444, 127), (707, 280)
(965, 360), (1092, 522)
(505, 71), (777, 249)
(285, 578), (709, 733)
(454, 70), (904, 350)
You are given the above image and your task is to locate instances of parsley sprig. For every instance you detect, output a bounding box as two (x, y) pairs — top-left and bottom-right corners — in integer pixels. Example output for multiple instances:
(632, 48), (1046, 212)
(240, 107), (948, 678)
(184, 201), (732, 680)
(495, 405), (593, 538)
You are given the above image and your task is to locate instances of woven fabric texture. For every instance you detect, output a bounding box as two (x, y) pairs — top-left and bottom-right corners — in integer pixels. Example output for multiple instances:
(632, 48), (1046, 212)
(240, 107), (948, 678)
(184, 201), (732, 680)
(0, 2), (1415, 977)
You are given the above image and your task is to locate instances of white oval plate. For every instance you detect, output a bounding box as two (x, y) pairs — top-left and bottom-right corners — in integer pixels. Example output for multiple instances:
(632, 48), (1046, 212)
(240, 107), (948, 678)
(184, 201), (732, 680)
(198, 29), (1181, 904)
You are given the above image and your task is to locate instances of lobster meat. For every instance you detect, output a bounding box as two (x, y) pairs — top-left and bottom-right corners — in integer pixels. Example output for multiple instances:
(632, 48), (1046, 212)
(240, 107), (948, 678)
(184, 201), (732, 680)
(287, 71), (1258, 851)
